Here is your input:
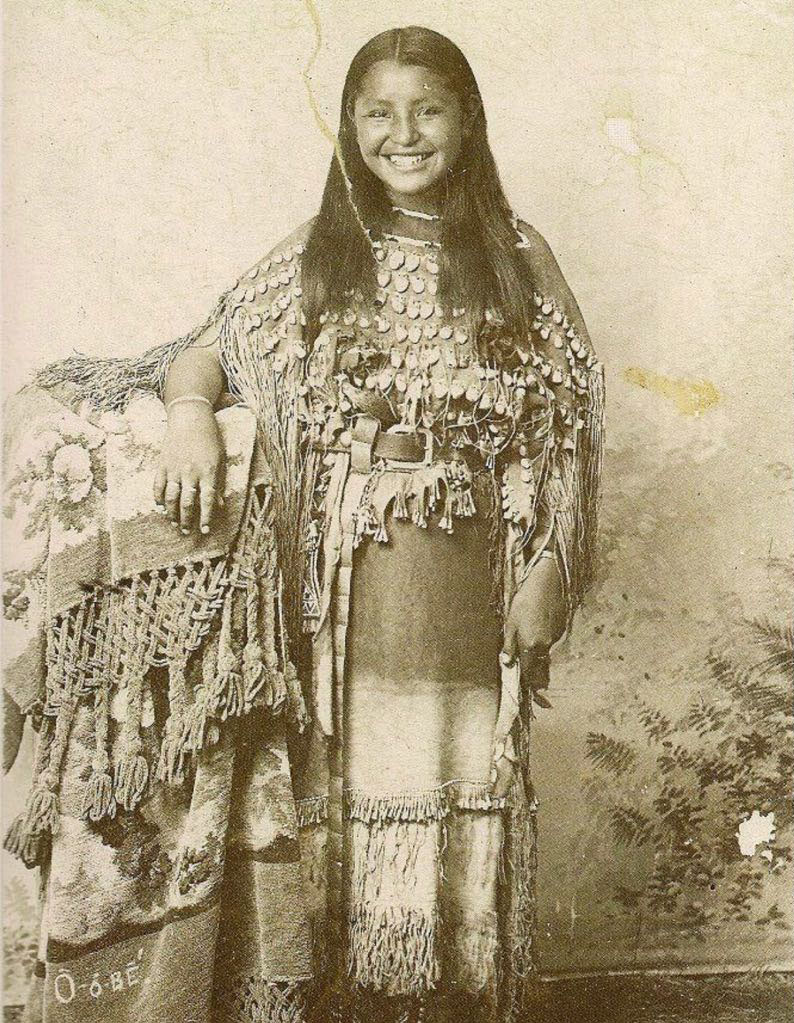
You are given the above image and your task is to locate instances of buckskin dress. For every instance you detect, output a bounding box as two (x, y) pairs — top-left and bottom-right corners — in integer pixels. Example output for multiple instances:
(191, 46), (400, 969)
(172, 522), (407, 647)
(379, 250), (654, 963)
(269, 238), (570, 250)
(4, 215), (603, 1023)
(218, 217), (604, 1021)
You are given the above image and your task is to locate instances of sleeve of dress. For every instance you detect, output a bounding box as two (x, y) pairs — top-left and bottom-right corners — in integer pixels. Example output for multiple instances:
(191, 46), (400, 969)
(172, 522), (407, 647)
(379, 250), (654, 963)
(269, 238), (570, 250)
(492, 222), (605, 766)
(503, 219), (605, 621)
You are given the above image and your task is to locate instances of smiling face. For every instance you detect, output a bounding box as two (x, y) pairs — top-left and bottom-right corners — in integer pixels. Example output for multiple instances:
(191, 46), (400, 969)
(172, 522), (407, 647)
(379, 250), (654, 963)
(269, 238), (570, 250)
(351, 61), (467, 209)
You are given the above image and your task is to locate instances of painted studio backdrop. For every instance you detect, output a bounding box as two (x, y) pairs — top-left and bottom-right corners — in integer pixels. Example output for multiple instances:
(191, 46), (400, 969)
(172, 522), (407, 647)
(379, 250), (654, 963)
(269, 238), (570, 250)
(3, 0), (792, 999)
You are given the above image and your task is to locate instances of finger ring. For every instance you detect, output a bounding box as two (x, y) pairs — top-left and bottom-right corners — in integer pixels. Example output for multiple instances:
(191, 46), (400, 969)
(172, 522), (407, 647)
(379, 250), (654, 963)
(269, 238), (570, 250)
(182, 485), (198, 494)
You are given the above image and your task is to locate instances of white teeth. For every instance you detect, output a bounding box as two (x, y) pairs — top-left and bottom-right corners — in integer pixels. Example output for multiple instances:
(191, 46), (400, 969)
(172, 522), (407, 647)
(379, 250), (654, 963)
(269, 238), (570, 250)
(387, 154), (429, 168)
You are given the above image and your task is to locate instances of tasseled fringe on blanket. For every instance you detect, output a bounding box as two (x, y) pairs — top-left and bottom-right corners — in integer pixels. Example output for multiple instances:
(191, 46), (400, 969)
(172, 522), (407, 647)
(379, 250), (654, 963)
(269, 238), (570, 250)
(348, 905), (440, 997)
(4, 484), (309, 868)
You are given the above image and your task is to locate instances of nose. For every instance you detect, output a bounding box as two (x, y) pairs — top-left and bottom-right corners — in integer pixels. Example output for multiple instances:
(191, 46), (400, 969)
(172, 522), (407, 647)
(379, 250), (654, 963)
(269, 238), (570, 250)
(390, 112), (420, 147)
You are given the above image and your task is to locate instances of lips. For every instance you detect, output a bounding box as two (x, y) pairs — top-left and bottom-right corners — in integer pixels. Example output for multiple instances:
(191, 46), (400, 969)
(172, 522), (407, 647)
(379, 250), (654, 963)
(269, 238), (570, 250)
(383, 153), (433, 170)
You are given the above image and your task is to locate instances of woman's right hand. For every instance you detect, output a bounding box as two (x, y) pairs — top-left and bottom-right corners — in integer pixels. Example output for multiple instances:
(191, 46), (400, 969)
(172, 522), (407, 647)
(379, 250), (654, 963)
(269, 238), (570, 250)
(153, 402), (225, 534)
(3, 692), (24, 774)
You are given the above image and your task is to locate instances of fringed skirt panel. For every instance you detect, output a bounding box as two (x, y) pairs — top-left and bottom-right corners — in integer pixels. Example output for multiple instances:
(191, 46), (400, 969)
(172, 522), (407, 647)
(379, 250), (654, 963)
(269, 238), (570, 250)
(298, 475), (535, 1021)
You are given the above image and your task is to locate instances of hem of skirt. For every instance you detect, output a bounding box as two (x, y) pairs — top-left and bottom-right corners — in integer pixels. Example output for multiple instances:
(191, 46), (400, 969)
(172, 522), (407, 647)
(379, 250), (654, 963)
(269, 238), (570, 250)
(296, 780), (506, 828)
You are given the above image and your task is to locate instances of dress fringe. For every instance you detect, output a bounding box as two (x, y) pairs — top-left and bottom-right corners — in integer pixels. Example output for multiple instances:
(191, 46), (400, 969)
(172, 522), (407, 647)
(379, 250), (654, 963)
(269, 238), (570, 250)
(348, 904), (439, 997)
(346, 782), (506, 825)
(296, 794), (329, 828)
(296, 782), (506, 830)
(214, 976), (310, 1023)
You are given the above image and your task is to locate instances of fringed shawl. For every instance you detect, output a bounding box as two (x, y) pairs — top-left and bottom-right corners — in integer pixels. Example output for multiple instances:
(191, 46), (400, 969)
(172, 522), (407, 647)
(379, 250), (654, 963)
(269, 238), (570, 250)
(3, 390), (307, 868)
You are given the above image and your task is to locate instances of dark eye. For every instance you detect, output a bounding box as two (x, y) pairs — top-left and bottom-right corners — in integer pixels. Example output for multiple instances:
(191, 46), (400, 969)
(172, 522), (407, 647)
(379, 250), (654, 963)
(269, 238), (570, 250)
(418, 106), (443, 117)
(367, 109), (389, 119)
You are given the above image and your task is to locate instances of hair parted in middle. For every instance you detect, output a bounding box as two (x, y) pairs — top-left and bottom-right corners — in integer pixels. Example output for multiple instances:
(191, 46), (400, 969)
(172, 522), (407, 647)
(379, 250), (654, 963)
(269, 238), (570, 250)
(301, 26), (536, 347)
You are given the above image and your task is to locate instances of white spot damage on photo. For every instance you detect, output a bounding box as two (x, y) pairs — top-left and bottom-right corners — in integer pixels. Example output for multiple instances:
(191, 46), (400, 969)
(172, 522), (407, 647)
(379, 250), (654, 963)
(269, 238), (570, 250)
(604, 116), (641, 157)
(737, 810), (776, 857)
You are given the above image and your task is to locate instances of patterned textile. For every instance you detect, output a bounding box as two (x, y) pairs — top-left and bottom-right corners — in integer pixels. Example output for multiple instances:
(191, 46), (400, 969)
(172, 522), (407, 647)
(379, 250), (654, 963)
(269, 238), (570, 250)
(3, 389), (312, 1021)
(21, 714), (311, 1023)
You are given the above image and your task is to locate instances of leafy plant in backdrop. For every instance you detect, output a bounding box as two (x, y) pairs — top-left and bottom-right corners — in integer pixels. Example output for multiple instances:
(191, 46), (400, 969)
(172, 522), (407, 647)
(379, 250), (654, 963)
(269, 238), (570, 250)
(583, 557), (793, 939)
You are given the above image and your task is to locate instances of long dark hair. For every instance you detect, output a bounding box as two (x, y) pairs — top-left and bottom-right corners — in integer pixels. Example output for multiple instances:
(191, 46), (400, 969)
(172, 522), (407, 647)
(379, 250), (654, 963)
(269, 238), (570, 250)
(301, 26), (534, 346)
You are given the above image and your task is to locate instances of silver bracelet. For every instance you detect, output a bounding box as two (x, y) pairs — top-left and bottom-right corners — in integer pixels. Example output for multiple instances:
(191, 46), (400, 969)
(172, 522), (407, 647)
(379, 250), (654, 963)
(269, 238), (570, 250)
(536, 550), (555, 561)
(165, 395), (214, 413)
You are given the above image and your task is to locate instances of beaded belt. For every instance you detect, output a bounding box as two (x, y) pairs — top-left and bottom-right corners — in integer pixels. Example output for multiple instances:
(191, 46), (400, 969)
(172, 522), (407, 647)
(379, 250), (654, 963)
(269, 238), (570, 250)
(318, 416), (483, 473)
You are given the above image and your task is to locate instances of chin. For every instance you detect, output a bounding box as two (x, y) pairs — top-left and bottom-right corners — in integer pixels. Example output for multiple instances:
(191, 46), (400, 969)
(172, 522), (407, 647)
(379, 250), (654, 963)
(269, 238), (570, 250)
(389, 177), (443, 198)
(379, 169), (447, 198)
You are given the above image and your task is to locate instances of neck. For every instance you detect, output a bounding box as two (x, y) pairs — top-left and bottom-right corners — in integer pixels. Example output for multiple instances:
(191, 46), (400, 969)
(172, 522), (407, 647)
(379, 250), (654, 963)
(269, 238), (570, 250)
(391, 205), (440, 222)
(387, 188), (442, 219)
(386, 190), (443, 242)
(387, 208), (442, 243)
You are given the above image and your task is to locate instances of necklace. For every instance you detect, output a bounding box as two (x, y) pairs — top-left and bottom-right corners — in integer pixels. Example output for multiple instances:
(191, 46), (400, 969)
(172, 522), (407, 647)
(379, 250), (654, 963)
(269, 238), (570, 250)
(391, 205), (440, 222)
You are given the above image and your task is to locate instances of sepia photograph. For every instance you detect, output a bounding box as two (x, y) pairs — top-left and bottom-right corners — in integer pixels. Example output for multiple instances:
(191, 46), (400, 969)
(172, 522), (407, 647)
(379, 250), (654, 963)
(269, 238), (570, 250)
(2, 2), (792, 1021)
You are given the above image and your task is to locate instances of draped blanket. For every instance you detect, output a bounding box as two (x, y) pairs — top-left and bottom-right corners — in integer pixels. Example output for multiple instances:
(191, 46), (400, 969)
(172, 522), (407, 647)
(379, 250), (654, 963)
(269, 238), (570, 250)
(2, 387), (314, 1021)
(4, 386), (308, 860)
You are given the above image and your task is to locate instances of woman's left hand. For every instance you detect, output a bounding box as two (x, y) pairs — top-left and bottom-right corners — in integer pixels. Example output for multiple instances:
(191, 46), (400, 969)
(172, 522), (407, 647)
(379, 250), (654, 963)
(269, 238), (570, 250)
(490, 755), (516, 800)
(503, 555), (567, 695)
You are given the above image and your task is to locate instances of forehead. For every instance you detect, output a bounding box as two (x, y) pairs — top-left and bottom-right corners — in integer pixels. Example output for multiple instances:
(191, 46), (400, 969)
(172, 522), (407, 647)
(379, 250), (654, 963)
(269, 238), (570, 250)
(356, 61), (455, 103)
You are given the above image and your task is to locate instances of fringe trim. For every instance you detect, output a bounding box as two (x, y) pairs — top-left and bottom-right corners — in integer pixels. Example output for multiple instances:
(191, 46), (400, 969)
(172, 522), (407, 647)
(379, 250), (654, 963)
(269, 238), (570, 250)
(4, 485), (310, 868)
(3, 771), (62, 868)
(346, 782), (506, 825)
(2, 815), (49, 869)
(500, 712), (538, 1017)
(34, 293), (229, 414)
(352, 462), (477, 548)
(296, 783), (505, 829)
(219, 304), (322, 651)
(296, 794), (328, 828)
(3, 717), (55, 867)
(83, 672), (117, 821)
(214, 975), (310, 1023)
(348, 904), (439, 997)
(82, 768), (116, 822)
(544, 362), (605, 623)
(115, 747), (150, 811)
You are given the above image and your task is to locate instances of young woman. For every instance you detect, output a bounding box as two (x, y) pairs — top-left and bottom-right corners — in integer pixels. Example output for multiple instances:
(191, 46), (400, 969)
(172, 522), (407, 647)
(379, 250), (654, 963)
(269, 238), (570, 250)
(5, 24), (602, 1023)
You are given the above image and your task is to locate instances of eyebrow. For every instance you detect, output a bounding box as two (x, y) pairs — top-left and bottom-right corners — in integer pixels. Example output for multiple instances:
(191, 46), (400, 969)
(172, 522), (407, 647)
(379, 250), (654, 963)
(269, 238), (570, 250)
(359, 95), (446, 107)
